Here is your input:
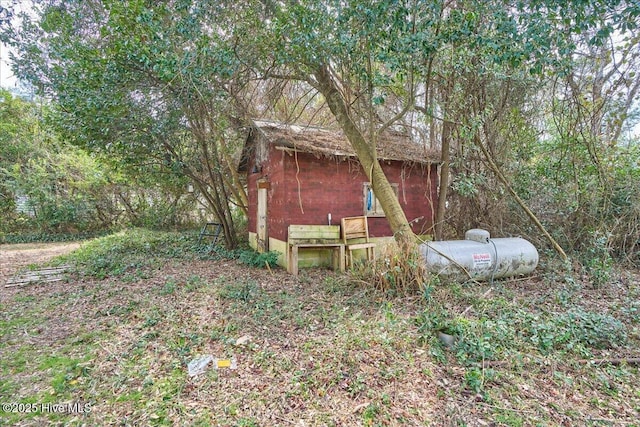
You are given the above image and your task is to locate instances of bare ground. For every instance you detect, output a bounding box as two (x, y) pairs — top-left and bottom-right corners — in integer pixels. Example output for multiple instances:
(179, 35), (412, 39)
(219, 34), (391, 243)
(0, 242), (82, 284)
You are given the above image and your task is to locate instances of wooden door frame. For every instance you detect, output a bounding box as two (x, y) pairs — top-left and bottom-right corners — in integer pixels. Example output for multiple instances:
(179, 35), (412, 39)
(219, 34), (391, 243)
(256, 179), (270, 252)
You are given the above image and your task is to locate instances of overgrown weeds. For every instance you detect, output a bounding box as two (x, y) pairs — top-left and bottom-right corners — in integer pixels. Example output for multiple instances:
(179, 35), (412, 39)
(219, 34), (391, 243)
(56, 228), (199, 278)
(2, 230), (639, 426)
(55, 228), (279, 279)
(0, 230), (110, 245)
(579, 230), (615, 288)
(347, 245), (432, 294)
(417, 303), (628, 365)
(205, 245), (280, 269)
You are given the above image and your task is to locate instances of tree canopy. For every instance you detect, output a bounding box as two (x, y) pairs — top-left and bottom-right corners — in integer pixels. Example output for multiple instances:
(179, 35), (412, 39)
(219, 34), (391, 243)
(2, 0), (639, 259)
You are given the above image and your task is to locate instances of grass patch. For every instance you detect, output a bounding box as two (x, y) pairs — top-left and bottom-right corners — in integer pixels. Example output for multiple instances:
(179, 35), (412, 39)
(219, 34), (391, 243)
(0, 230), (110, 244)
(2, 229), (638, 426)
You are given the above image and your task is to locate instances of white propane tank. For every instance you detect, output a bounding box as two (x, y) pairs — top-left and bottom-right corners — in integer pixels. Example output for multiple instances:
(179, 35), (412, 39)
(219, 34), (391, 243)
(420, 229), (538, 282)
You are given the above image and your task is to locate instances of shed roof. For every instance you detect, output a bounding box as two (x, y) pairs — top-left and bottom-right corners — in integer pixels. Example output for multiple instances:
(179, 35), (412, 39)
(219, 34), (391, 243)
(239, 120), (440, 171)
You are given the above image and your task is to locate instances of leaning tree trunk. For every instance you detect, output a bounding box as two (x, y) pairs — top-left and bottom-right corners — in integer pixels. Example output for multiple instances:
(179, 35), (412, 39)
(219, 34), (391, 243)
(474, 133), (567, 260)
(312, 64), (415, 252)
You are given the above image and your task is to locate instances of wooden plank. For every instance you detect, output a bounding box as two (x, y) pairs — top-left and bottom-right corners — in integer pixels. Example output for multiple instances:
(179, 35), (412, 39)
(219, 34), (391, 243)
(5, 265), (70, 287)
(257, 187), (268, 251)
(15, 269), (66, 277)
(287, 225), (345, 275)
(342, 217), (370, 240)
(292, 243), (344, 248)
(6, 277), (63, 287)
(289, 225), (340, 233)
(288, 225), (341, 241)
(287, 243), (345, 276)
(7, 272), (66, 281)
(347, 242), (376, 250)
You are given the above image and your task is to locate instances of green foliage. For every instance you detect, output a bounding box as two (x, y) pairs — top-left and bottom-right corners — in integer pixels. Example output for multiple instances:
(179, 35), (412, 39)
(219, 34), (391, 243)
(514, 126), (640, 264)
(160, 280), (177, 296)
(237, 249), (280, 269)
(56, 229), (278, 279)
(206, 245), (280, 269)
(4, 146), (114, 232)
(416, 298), (628, 372)
(4, 0), (639, 258)
(3, 0), (250, 248)
(464, 367), (487, 394)
(0, 230), (108, 244)
(219, 281), (260, 303)
(0, 90), (198, 237)
(57, 229), (200, 278)
(580, 231), (614, 288)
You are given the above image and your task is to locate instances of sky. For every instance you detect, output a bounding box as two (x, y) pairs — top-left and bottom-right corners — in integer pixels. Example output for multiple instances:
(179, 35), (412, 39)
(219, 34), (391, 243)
(0, 0), (30, 91)
(0, 41), (18, 89)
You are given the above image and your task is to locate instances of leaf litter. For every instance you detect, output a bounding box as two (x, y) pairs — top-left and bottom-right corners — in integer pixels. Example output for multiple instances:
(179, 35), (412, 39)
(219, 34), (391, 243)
(0, 241), (638, 426)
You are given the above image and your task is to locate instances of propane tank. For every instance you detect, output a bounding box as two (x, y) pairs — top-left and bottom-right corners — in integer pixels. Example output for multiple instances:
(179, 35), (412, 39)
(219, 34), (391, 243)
(420, 229), (538, 282)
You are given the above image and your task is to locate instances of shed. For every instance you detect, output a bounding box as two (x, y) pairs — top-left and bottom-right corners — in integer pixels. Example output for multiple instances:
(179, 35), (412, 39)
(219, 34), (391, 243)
(238, 120), (440, 270)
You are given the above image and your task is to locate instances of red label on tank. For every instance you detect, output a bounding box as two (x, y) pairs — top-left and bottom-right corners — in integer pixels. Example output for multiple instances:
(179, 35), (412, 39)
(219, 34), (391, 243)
(472, 253), (492, 267)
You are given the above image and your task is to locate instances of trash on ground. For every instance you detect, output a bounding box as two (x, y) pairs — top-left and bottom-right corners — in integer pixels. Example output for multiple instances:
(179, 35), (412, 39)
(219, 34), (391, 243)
(437, 331), (456, 348)
(188, 355), (214, 377)
(215, 358), (237, 369)
(188, 355), (237, 377)
(235, 334), (252, 346)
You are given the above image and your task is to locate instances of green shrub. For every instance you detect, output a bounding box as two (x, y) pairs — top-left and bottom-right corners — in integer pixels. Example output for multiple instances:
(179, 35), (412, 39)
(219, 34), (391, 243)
(205, 246), (279, 269)
(56, 229), (199, 278)
(219, 281), (260, 302)
(0, 230), (110, 244)
(237, 249), (279, 269)
(580, 231), (614, 288)
(416, 304), (628, 366)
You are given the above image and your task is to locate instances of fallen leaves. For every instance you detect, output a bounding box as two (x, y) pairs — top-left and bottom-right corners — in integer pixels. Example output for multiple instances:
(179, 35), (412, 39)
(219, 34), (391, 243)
(1, 241), (639, 426)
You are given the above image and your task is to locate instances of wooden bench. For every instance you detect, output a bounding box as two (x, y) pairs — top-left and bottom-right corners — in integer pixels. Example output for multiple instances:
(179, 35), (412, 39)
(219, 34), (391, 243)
(287, 225), (345, 276)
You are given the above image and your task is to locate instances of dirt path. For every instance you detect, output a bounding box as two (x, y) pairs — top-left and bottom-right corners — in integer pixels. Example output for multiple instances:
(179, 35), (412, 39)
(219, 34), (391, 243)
(0, 242), (82, 285)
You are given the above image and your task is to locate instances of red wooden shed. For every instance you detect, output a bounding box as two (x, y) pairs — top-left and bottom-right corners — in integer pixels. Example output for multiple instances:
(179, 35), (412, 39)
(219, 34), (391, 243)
(238, 120), (440, 269)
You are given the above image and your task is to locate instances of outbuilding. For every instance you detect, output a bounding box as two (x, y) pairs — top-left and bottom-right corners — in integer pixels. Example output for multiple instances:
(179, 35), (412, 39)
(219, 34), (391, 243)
(238, 120), (440, 270)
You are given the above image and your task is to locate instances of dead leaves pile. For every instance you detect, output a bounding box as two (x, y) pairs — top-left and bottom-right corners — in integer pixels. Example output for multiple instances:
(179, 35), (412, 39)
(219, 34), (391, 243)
(1, 245), (638, 426)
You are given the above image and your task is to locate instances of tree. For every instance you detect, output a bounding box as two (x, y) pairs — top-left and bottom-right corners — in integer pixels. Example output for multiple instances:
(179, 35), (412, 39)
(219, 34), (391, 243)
(5, 0), (638, 259)
(2, 0), (253, 247)
(255, 0), (444, 251)
(0, 89), (130, 234)
(0, 89), (42, 218)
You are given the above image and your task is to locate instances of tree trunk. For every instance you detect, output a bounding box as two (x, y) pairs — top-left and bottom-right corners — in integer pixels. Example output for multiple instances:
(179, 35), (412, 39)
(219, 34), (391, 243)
(434, 118), (452, 240)
(311, 64), (415, 251)
(434, 76), (454, 240)
(474, 133), (568, 260)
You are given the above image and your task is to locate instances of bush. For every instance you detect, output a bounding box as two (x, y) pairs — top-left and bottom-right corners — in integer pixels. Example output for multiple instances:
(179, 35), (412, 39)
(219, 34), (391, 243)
(348, 245), (430, 294)
(56, 228), (200, 278)
(580, 231), (614, 288)
(416, 304), (628, 366)
(0, 230), (110, 244)
(237, 249), (280, 269)
(207, 246), (279, 268)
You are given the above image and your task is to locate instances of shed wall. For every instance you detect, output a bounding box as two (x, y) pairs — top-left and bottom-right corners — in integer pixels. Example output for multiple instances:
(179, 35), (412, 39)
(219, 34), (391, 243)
(247, 144), (437, 245)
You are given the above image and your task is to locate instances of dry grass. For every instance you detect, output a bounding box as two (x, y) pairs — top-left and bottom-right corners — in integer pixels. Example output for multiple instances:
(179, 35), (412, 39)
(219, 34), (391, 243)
(1, 233), (639, 426)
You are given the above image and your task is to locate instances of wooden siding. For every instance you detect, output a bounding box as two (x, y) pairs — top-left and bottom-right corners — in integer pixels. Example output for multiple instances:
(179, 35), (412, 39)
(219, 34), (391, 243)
(247, 144), (438, 243)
